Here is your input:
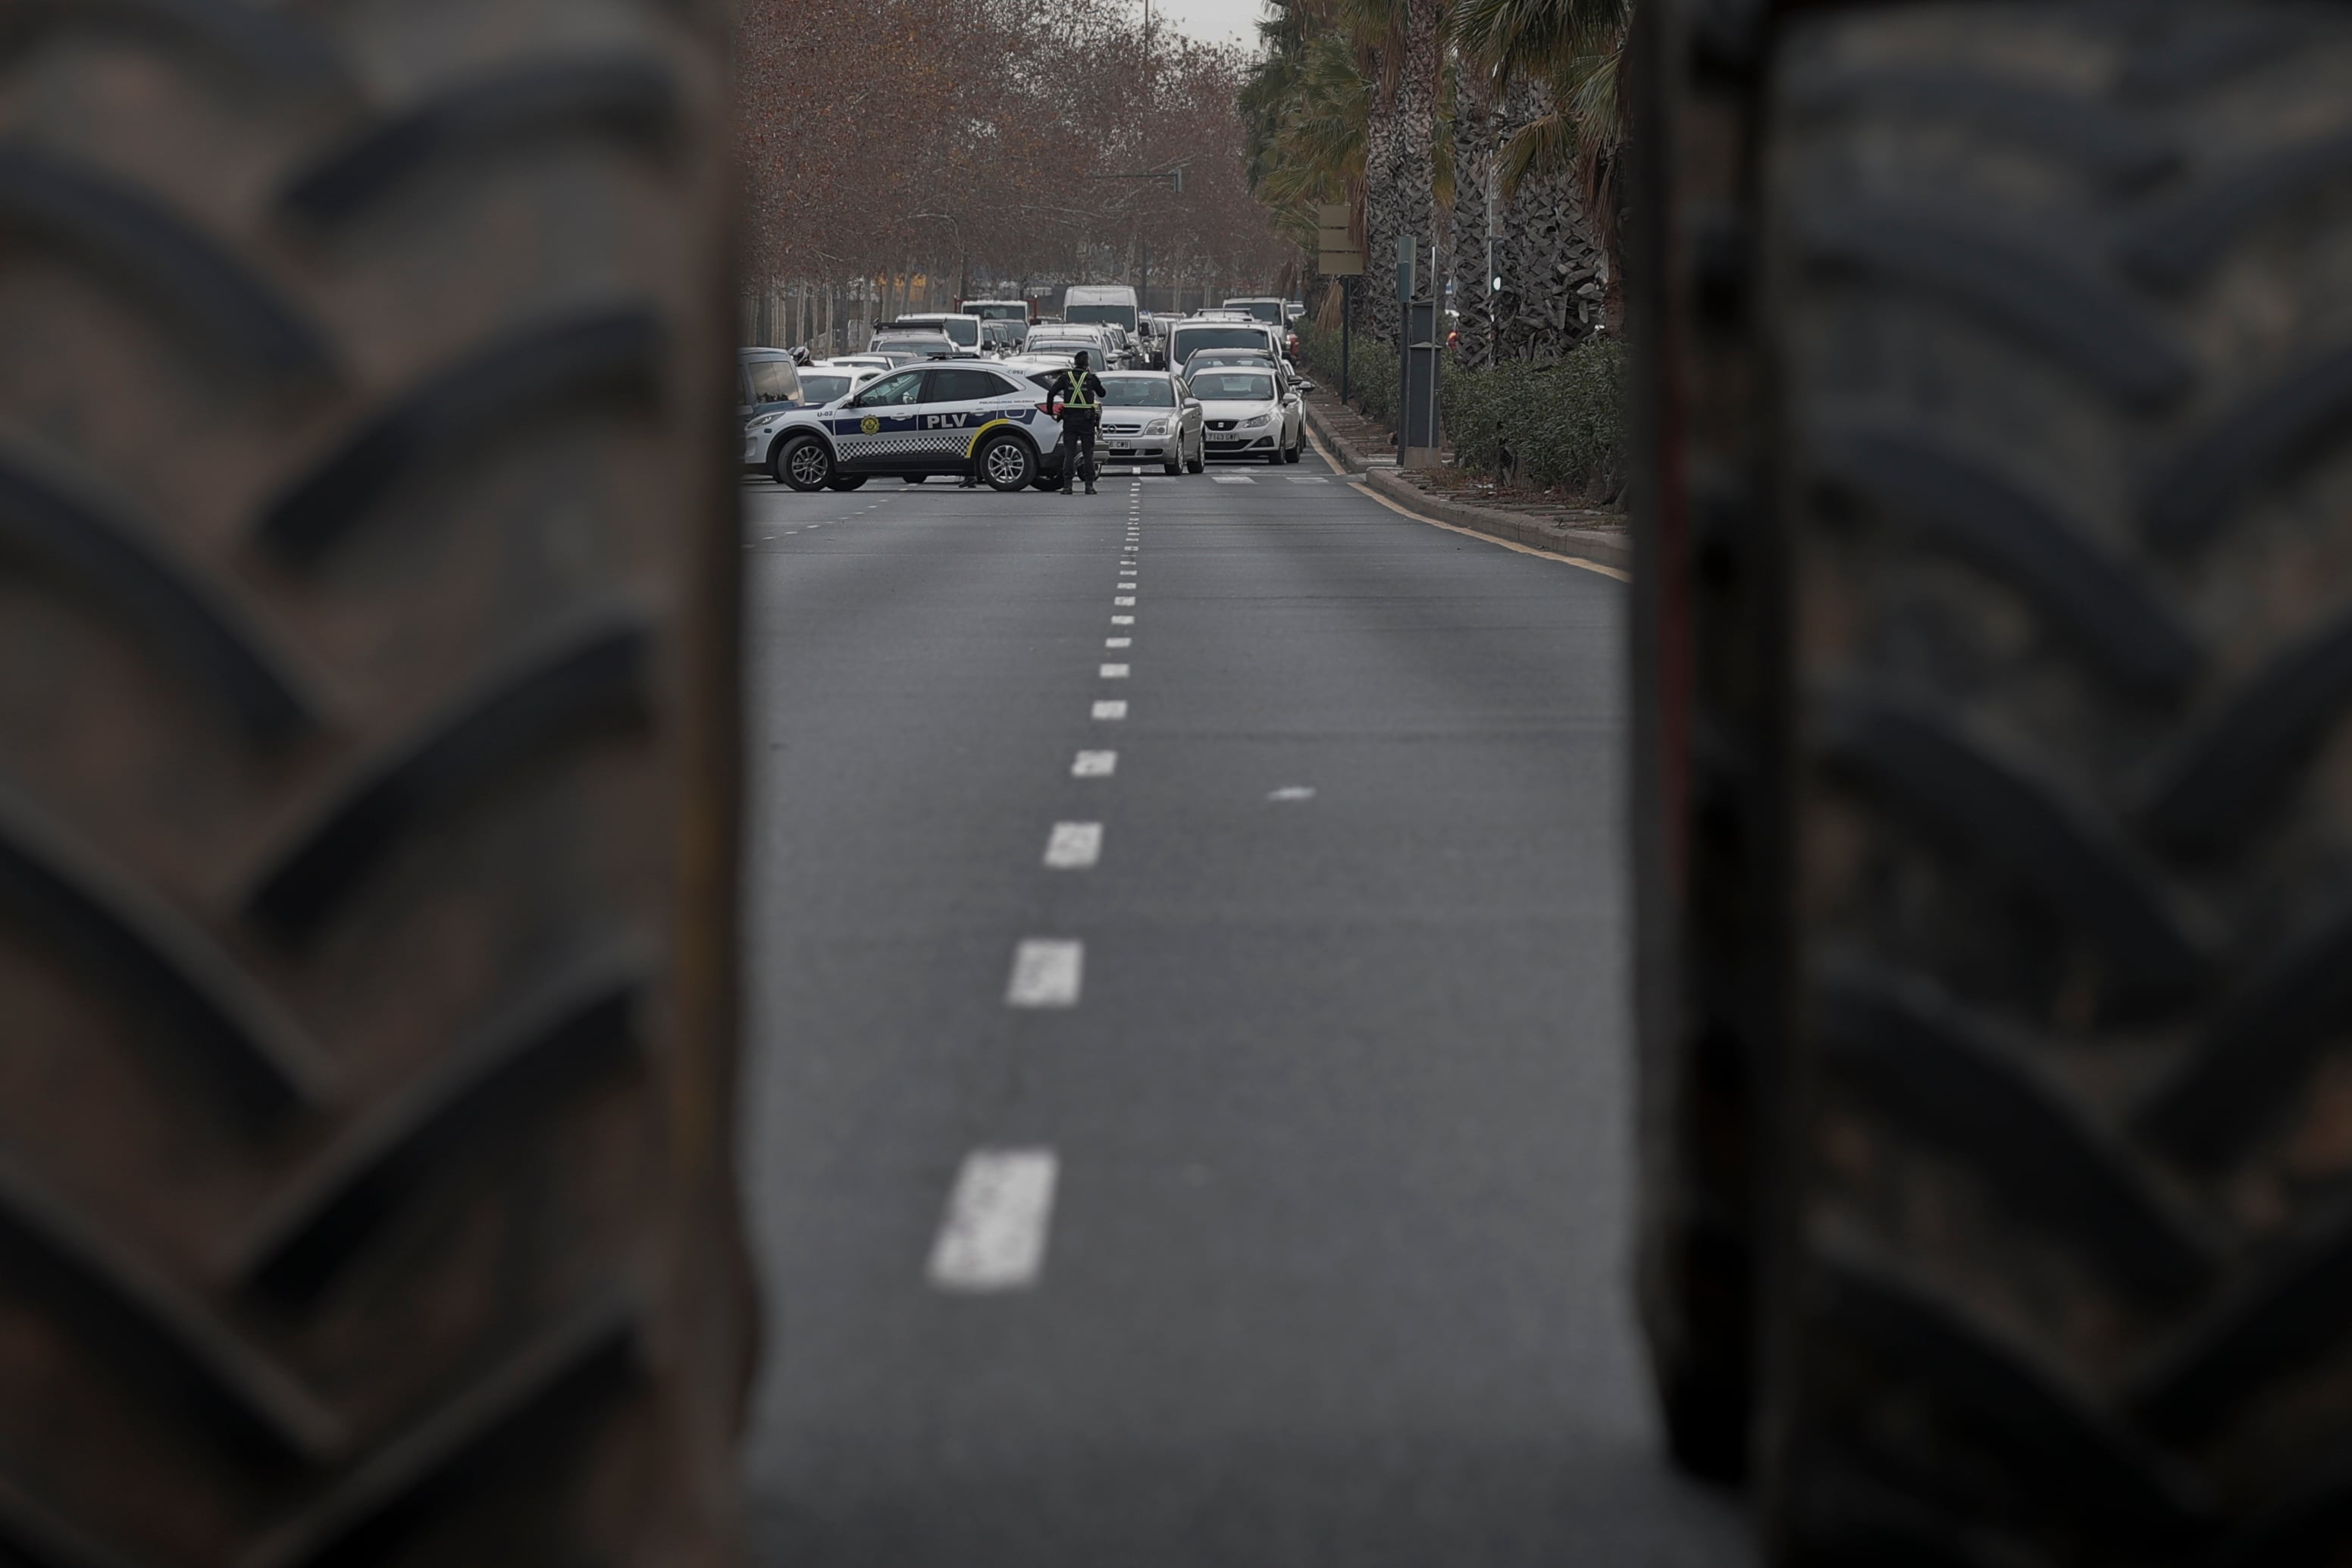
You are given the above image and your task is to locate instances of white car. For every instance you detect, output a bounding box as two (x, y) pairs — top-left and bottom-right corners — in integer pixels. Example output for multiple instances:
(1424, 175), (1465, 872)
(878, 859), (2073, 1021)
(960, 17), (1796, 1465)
(1187, 365), (1301, 465)
(1023, 328), (1118, 371)
(1167, 318), (1286, 374)
(793, 361), (882, 408)
(747, 361), (1065, 491)
(1096, 371), (1204, 475)
(892, 312), (986, 353)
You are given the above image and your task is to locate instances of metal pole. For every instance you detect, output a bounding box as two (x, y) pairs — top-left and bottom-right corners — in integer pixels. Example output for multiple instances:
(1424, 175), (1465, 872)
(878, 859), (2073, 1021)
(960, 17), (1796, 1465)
(1341, 275), (1351, 403)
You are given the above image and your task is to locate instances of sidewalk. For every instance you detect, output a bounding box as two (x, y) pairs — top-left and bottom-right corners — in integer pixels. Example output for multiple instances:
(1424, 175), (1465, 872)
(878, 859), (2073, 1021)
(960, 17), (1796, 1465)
(1302, 392), (1630, 574)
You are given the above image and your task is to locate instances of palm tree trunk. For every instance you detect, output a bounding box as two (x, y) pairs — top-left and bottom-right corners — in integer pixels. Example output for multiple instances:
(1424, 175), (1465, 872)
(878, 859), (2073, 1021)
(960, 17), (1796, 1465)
(1493, 78), (1604, 364)
(1449, 56), (1496, 369)
(1358, 81), (1397, 346)
(1392, 0), (1430, 333)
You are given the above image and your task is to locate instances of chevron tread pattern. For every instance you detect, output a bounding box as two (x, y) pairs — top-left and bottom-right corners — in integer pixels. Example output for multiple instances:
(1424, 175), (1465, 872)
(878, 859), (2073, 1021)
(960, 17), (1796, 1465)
(0, 3), (744, 1564)
(1768, 5), (2352, 1562)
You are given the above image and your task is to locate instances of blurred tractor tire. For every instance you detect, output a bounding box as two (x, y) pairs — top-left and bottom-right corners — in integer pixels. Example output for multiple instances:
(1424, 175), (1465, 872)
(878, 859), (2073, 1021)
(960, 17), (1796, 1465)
(0, 3), (753, 1566)
(1636, 2), (2352, 1560)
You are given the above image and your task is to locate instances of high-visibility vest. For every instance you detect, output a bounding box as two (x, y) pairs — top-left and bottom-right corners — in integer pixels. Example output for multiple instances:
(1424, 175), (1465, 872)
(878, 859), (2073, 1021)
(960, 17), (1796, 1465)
(1063, 375), (1098, 411)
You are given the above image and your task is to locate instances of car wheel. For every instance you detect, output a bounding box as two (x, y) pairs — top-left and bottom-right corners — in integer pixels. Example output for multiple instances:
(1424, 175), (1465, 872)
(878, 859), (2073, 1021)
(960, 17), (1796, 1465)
(1186, 438), (1205, 475)
(979, 435), (1035, 493)
(900, 474), (925, 484)
(825, 474), (868, 492)
(1162, 447), (1183, 477)
(1284, 430), (1302, 464)
(776, 433), (831, 491)
(1264, 443), (1284, 467)
(0, 5), (753, 1558)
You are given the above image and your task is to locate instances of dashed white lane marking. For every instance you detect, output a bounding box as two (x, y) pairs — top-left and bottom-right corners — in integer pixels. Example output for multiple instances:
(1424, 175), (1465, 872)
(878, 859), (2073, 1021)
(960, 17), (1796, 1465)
(1099, 663), (1130, 678)
(1092, 699), (1127, 719)
(1288, 477), (1330, 484)
(1269, 785), (1317, 802)
(1110, 615), (1134, 624)
(1213, 476), (1256, 484)
(1006, 938), (1083, 1006)
(1105, 637), (1131, 648)
(1073, 750), (1117, 777)
(928, 1149), (1057, 1292)
(1044, 822), (1102, 869)
(1115, 596), (1136, 606)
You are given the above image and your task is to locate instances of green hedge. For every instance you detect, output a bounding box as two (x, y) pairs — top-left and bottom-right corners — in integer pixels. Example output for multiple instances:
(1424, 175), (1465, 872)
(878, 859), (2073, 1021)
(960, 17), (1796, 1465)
(1296, 321), (1398, 425)
(1441, 340), (1627, 499)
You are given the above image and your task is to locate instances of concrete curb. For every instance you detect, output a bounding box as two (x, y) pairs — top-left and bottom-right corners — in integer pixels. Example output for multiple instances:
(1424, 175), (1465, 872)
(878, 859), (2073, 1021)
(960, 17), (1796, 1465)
(1301, 396), (1632, 574)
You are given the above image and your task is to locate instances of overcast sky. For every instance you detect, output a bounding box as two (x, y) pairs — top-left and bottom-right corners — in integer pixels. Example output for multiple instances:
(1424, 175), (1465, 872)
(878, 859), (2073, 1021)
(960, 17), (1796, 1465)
(1149, 0), (1266, 50)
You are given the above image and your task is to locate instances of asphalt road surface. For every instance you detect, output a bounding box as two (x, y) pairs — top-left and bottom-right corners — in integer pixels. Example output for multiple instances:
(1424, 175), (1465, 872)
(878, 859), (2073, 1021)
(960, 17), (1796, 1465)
(735, 441), (1752, 1567)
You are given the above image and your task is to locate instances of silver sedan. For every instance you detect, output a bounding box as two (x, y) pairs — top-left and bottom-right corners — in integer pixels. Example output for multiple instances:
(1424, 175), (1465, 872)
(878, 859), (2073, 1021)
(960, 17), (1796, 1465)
(1095, 371), (1205, 474)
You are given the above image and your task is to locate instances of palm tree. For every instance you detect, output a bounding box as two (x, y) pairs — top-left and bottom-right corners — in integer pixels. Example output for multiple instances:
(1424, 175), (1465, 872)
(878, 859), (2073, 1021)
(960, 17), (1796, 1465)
(1449, 0), (1624, 359)
(1448, 50), (1496, 366)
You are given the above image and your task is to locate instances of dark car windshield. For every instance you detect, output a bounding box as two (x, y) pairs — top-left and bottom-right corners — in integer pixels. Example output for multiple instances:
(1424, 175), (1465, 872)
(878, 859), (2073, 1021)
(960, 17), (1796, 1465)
(906, 318), (979, 346)
(1173, 327), (1272, 362)
(1192, 372), (1275, 401)
(873, 335), (951, 354)
(1229, 300), (1286, 324)
(1101, 379), (1175, 407)
(1065, 303), (1138, 330)
(969, 302), (1029, 321)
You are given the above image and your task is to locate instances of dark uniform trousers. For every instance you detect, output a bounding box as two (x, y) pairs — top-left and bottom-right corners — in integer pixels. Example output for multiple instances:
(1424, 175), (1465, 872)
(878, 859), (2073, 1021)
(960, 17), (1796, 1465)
(1060, 412), (1099, 491)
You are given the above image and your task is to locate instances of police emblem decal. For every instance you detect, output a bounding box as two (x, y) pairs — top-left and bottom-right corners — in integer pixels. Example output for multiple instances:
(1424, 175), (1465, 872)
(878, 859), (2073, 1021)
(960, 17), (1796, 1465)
(860, 415), (880, 434)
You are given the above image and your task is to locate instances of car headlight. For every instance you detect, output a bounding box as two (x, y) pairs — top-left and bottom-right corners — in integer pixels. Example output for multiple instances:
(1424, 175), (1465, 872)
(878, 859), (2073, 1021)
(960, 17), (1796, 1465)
(1143, 418), (1169, 435)
(1239, 412), (1271, 429)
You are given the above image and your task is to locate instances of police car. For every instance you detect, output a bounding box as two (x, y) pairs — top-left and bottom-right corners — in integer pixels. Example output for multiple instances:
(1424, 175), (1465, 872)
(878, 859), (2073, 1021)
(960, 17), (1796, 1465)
(747, 361), (1064, 492)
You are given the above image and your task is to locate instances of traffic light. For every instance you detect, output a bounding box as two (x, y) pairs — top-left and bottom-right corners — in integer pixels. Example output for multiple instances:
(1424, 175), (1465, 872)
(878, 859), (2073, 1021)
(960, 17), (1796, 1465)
(1486, 236), (1503, 296)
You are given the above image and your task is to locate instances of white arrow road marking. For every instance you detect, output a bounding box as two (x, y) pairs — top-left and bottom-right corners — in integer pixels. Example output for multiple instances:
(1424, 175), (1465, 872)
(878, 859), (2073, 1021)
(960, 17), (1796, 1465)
(1073, 750), (1118, 777)
(1092, 700), (1127, 720)
(1111, 615), (1134, 625)
(928, 1150), (1058, 1292)
(1099, 664), (1129, 678)
(1105, 637), (1131, 648)
(1115, 596), (1136, 606)
(1044, 822), (1102, 869)
(1005, 938), (1083, 1006)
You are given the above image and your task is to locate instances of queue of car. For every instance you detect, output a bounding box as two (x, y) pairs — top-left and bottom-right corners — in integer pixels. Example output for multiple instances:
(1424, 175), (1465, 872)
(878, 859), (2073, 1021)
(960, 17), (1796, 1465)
(740, 293), (1311, 490)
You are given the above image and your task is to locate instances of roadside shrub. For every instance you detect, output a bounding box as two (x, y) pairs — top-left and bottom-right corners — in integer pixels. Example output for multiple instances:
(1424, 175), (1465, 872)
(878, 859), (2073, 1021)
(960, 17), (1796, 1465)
(1297, 320), (1398, 426)
(1442, 338), (1627, 499)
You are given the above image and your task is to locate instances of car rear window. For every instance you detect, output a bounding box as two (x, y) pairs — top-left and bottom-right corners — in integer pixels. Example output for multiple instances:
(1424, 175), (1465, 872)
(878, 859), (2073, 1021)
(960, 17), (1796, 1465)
(745, 358), (799, 403)
(913, 318), (979, 346)
(1172, 327), (1272, 362)
(1192, 372), (1274, 400)
(1102, 379), (1174, 407)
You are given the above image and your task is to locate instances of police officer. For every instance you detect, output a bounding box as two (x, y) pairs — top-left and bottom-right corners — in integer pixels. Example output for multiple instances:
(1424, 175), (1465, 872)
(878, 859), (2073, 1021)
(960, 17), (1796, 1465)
(1040, 350), (1108, 495)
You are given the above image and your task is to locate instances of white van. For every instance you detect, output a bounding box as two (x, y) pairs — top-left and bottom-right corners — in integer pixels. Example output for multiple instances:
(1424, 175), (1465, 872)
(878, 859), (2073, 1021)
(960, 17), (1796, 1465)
(1062, 283), (1139, 334)
(1167, 318), (1283, 371)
